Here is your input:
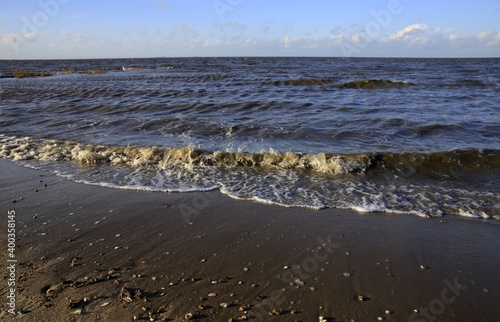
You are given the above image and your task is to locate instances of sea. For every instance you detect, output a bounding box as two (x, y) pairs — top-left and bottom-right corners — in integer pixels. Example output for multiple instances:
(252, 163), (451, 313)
(1, 57), (499, 219)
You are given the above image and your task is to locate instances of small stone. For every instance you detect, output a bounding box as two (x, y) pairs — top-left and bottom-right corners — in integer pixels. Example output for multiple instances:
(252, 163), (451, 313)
(378, 317), (385, 321)
(294, 278), (305, 286)
(243, 267), (249, 272)
(220, 302), (231, 308)
(184, 313), (194, 320)
(343, 272), (351, 277)
(319, 316), (327, 322)
(71, 309), (82, 315)
(357, 295), (367, 302)
(283, 266), (289, 269)
(420, 265), (429, 270)
(385, 310), (393, 315)
(208, 293), (217, 297)
(270, 309), (283, 316)
(101, 302), (110, 307)
(46, 283), (63, 296)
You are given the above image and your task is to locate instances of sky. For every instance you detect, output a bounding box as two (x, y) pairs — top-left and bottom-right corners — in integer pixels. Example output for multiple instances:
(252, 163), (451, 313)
(1, 0), (500, 59)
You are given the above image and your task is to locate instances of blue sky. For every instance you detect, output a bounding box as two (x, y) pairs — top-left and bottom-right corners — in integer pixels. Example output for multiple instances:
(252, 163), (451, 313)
(1, 0), (499, 59)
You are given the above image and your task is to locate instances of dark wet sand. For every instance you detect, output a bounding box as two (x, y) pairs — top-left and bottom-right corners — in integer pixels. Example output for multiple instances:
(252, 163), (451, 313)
(0, 159), (499, 321)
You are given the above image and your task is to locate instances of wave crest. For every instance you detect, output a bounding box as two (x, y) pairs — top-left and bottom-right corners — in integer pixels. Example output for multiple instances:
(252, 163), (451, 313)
(0, 135), (373, 175)
(340, 79), (411, 89)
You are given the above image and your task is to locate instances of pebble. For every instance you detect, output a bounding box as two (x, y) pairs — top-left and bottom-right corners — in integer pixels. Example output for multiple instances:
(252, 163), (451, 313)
(357, 295), (367, 302)
(208, 293), (217, 297)
(184, 313), (194, 320)
(295, 278), (305, 286)
(343, 272), (351, 277)
(319, 316), (327, 322)
(71, 309), (82, 315)
(378, 317), (385, 321)
(220, 302), (231, 308)
(46, 283), (63, 296)
(270, 309), (283, 316)
(243, 267), (249, 272)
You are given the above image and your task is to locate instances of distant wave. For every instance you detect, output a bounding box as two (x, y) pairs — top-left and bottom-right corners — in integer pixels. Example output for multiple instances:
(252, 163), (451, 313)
(270, 78), (411, 89)
(340, 79), (411, 89)
(270, 78), (494, 89)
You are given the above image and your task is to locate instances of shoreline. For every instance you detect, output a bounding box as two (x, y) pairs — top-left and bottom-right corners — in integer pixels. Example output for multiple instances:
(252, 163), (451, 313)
(1, 158), (499, 321)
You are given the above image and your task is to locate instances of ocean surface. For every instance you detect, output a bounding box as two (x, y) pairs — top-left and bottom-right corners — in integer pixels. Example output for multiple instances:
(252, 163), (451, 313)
(1, 57), (499, 219)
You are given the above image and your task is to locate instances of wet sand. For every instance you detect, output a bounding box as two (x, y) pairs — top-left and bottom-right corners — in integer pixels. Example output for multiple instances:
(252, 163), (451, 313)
(0, 158), (499, 321)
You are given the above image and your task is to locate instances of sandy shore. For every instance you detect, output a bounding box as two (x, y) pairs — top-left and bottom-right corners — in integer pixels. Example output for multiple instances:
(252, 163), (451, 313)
(0, 158), (499, 321)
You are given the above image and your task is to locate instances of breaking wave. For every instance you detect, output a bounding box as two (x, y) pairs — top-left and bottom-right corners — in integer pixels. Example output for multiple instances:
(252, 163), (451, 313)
(1, 134), (498, 219)
(1, 134), (498, 182)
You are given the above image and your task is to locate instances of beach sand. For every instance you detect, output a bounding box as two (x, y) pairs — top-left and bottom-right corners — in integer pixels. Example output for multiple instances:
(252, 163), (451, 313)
(1, 158), (499, 321)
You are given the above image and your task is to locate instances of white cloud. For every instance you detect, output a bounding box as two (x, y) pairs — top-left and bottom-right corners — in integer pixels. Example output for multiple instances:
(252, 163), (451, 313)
(477, 31), (500, 46)
(389, 23), (430, 40)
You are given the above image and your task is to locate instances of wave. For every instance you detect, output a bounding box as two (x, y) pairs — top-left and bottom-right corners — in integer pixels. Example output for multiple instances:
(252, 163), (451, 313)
(1, 135), (498, 181)
(2, 134), (498, 219)
(0, 135), (373, 175)
(271, 78), (410, 88)
(340, 79), (411, 89)
(271, 78), (495, 90)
